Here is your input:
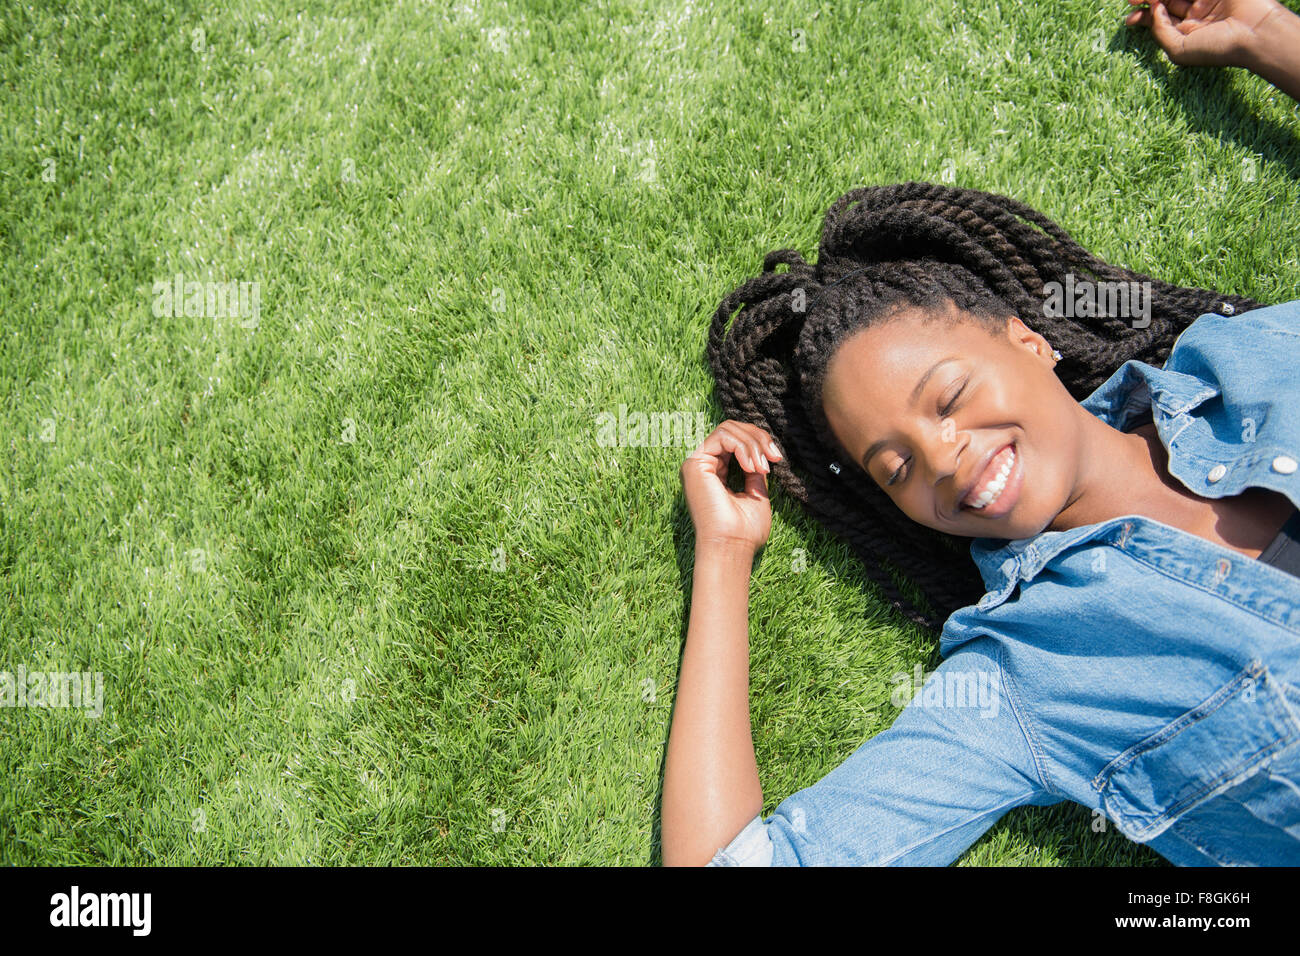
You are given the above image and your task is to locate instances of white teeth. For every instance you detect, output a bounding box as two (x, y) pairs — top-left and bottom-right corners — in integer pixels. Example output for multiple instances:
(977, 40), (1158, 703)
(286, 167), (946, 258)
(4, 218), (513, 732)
(967, 447), (1015, 510)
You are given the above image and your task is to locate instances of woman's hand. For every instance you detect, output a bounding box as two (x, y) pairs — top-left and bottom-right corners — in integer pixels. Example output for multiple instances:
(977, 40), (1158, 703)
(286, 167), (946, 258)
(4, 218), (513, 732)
(680, 420), (783, 554)
(1124, 0), (1286, 68)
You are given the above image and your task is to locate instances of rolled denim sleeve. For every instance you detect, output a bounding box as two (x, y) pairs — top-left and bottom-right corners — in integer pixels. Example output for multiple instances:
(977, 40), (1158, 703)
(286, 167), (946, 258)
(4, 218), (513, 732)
(706, 640), (1059, 866)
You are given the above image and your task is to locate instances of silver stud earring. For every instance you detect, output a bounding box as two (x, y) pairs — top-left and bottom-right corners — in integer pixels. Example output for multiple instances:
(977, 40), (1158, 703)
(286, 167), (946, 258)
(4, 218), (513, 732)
(1052, 349), (1062, 362)
(829, 462), (841, 475)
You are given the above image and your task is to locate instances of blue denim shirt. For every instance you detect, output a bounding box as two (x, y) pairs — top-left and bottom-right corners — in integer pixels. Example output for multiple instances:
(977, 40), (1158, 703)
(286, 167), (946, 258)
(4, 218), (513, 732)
(707, 297), (1300, 866)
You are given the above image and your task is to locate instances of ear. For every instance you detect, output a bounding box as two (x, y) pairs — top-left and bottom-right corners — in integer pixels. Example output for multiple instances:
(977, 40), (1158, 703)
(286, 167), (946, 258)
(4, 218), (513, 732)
(1004, 314), (1055, 363)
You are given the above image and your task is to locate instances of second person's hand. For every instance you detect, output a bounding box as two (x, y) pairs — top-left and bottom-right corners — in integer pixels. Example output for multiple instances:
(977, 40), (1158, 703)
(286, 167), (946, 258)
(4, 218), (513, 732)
(1124, 0), (1285, 68)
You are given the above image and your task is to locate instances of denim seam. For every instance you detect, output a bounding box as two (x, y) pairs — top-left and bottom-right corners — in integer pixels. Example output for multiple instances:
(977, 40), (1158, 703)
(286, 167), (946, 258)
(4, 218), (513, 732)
(1149, 730), (1287, 825)
(1163, 443), (1283, 470)
(1262, 326), (1300, 339)
(1111, 739), (1294, 843)
(995, 641), (1058, 797)
(1092, 661), (1300, 839)
(1095, 661), (1264, 782)
(1118, 546), (1300, 637)
(1167, 414), (1195, 444)
(1151, 379), (1218, 419)
(869, 644), (1047, 865)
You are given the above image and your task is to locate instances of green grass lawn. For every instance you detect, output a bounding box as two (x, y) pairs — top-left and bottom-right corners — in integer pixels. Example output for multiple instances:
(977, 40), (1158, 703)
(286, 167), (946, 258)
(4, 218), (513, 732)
(1, 0), (1297, 865)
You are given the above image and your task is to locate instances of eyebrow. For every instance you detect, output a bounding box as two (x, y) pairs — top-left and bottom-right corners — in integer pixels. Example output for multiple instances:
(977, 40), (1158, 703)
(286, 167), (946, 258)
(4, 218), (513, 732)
(860, 356), (961, 473)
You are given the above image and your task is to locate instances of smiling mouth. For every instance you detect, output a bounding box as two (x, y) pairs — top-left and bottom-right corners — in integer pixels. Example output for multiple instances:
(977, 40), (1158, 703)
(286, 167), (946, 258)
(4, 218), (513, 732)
(960, 442), (1018, 515)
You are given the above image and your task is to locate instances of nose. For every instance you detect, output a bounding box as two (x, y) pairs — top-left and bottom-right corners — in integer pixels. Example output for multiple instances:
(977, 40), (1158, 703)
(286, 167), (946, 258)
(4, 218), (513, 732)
(919, 422), (966, 492)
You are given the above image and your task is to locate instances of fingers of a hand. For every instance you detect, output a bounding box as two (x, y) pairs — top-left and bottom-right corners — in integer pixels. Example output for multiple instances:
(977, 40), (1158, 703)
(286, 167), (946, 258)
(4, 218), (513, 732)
(719, 423), (770, 474)
(694, 421), (782, 476)
(680, 452), (719, 485)
(684, 425), (740, 479)
(741, 423), (782, 461)
(1125, 3), (1168, 27)
(1125, 0), (1190, 12)
(737, 421), (782, 467)
(693, 425), (741, 467)
(743, 468), (769, 501)
(1150, 2), (1188, 50)
(712, 425), (751, 472)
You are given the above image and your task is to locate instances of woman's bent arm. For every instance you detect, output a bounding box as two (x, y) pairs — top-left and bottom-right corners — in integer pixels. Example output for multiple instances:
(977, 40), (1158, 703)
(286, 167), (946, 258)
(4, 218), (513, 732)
(661, 541), (763, 867)
(1244, 2), (1300, 102)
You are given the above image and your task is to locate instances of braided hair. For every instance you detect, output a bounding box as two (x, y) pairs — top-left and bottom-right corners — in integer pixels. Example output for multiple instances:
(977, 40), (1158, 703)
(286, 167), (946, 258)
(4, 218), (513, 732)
(707, 182), (1264, 632)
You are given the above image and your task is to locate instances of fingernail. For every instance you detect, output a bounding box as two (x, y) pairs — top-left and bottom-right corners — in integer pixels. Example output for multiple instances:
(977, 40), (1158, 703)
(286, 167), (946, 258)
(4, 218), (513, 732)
(759, 453), (768, 471)
(768, 441), (781, 457)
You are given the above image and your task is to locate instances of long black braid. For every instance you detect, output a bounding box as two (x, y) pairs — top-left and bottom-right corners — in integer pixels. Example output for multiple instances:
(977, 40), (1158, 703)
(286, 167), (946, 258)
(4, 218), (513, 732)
(707, 181), (1265, 632)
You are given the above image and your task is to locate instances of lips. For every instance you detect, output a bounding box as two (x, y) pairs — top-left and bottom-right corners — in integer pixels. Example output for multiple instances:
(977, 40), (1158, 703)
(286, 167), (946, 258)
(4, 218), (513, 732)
(959, 442), (1016, 512)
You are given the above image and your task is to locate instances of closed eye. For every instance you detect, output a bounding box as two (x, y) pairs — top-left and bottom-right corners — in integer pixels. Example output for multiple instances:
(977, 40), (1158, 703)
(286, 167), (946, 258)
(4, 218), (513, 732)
(940, 380), (966, 418)
(885, 379), (967, 487)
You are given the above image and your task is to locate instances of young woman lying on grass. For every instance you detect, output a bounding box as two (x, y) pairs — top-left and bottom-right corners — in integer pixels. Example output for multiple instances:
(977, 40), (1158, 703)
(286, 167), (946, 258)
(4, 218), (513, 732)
(663, 0), (1300, 867)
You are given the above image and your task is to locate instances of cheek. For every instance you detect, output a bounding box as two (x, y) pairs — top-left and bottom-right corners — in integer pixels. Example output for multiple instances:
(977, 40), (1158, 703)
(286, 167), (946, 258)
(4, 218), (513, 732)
(895, 486), (935, 524)
(981, 371), (1018, 413)
(981, 371), (1041, 436)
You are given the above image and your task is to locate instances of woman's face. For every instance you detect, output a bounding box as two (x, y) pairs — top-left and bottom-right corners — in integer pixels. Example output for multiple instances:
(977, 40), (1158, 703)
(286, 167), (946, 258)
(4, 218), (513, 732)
(821, 304), (1082, 540)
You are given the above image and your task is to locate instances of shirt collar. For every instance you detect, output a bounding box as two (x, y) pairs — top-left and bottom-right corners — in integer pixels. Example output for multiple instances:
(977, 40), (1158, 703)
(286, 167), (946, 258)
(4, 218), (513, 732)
(967, 357), (1220, 608)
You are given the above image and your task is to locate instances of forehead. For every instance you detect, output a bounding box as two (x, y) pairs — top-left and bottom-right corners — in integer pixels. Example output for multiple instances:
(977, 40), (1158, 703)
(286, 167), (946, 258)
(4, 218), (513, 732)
(824, 309), (997, 401)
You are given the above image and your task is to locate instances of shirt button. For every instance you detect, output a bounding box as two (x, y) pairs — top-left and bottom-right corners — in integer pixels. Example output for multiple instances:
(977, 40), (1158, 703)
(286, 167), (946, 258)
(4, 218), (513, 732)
(1207, 464), (1227, 483)
(1272, 456), (1298, 475)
